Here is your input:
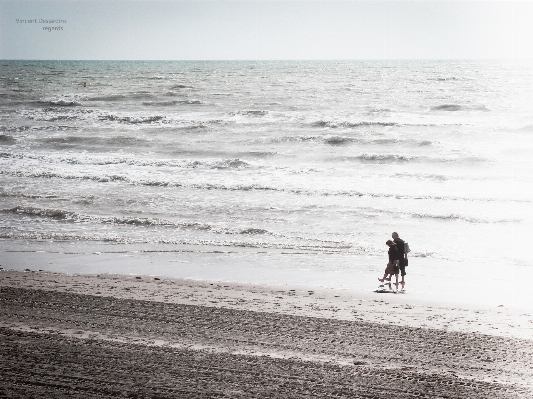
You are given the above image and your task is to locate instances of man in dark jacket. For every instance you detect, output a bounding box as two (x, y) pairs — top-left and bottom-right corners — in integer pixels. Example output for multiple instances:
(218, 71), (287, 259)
(392, 232), (407, 290)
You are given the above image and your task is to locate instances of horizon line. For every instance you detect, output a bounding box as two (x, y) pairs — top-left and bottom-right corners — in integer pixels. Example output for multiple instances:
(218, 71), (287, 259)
(1, 58), (530, 62)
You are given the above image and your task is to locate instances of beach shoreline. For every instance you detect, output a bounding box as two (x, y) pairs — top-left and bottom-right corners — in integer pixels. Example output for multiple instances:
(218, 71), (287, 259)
(1, 269), (532, 340)
(1, 268), (532, 398)
(2, 245), (530, 313)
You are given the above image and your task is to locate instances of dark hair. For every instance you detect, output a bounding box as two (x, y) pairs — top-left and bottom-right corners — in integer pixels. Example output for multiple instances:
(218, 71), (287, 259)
(386, 240), (394, 246)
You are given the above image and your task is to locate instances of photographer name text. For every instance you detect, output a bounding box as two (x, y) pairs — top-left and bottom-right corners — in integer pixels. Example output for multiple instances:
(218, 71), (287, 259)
(16, 18), (67, 32)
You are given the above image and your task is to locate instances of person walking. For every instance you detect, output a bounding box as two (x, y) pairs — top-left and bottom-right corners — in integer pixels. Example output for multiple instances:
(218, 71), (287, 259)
(378, 240), (400, 291)
(392, 232), (407, 291)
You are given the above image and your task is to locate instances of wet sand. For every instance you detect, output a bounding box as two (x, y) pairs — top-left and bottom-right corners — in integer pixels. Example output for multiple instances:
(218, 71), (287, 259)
(1, 270), (532, 398)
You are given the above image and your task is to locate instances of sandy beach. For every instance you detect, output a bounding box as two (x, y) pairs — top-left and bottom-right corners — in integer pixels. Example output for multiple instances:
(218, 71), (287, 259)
(1, 269), (532, 398)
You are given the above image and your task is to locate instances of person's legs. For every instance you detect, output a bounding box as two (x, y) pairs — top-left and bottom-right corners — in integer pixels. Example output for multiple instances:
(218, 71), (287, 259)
(399, 265), (406, 289)
(379, 263), (392, 283)
(392, 260), (400, 291)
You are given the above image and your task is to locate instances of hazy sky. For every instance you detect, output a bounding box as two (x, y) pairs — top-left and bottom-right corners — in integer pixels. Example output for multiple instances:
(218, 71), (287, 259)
(1, 0), (532, 60)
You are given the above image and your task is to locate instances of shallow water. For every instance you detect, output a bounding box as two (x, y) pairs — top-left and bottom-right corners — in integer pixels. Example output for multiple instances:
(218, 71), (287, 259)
(1, 60), (532, 309)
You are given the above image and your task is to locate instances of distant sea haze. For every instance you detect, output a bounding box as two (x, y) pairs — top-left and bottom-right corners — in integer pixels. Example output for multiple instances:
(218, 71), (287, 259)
(1, 60), (532, 308)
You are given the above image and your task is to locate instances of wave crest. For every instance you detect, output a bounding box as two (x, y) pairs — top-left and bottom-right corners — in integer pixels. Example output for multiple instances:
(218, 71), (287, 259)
(142, 99), (203, 106)
(0, 231), (355, 252)
(430, 104), (488, 112)
(1, 169), (525, 203)
(345, 154), (415, 163)
(3, 207), (273, 236)
(313, 120), (397, 128)
(49, 100), (81, 106)
(323, 135), (354, 145)
(0, 151), (250, 170)
(431, 104), (462, 111)
(411, 212), (520, 224)
(88, 95), (127, 101)
(99, 115), (165, 124)
(40, 95), (84, 107)
(229, 110), (269, 117)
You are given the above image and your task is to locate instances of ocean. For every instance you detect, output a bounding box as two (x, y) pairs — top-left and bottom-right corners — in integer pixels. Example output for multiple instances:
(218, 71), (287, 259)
(1, 60), (532, 309)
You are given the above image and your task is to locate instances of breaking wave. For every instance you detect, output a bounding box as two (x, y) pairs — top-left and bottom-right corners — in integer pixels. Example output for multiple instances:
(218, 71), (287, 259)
(323, 135), (355, 145)
(0, 125), (33, 133)
(1, 169), (525, 203)
(142, 101), (180, 106)
(39, 95), (84, 107)
(367, 108), (393, 113)
(313, 120), (397, 128)
(17, 107), (221, 126)
(142, 99), (204, 106)
(0, 192), (67, 200)
(243, 151), (278, 158)
(268, 135), (319, 143)
(410, 212), (520, 224)
(0, 125), (77, 133)
(99, 115), (166, 124)
(336, 153), (488, 165)
(49, 100), (81, 106)
(2, 206), (272, 235)
(266, 135), (434, 148)
(36, 135), (149, 147)
(0, 151), (250, 169)
(431, 104), (490, 112)
(391, 172), (449, 181)
(230, 110), (269, 117)
(353, 206), (520, 224)
(18, 107), (95, 122)
(431, 104), (462, 111)
(0, 231), (357, 253)
(342, 154), (416, 163)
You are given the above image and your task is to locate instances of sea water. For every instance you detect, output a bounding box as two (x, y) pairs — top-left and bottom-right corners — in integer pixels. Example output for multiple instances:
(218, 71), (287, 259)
(1, 60), (532, 309)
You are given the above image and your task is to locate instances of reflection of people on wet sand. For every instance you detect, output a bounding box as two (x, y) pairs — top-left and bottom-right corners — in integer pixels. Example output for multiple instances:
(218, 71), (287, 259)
(378, 240), (400, 291)
(392, 232), (407, 290)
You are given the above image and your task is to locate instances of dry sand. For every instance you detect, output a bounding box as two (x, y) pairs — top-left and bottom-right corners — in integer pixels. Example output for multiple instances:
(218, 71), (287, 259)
(1, 269), (532, 398)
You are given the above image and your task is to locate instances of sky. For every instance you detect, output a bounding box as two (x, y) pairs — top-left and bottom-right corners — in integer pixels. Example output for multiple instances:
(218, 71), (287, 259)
(1, 0), (533, 60)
